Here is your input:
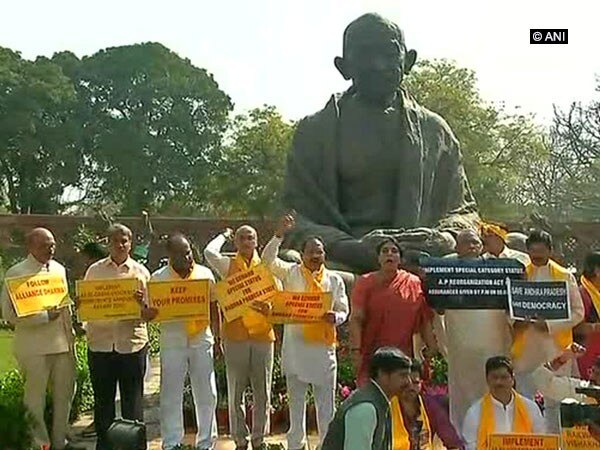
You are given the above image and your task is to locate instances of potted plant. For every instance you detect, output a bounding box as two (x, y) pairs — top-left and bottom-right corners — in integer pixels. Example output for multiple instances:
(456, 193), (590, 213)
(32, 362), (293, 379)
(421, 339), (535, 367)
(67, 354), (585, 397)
(423, 354), (449, 405)
(182, 376), (196, 432)
(270, 391), (289, 432)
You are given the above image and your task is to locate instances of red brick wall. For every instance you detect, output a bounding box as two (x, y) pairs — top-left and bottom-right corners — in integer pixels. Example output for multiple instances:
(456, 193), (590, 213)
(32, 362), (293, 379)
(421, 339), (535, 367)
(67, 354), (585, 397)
(0, 214), (275, 272)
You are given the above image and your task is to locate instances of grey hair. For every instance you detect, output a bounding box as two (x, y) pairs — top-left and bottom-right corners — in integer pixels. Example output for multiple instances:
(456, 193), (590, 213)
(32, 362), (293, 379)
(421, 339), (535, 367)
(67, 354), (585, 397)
(107, 223), (132, 239)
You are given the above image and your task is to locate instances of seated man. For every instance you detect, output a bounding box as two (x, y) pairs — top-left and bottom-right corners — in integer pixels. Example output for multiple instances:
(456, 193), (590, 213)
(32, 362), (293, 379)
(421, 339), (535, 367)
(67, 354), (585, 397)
(322, 347), (413, 450)
(394, 360), (464, 450)
(462, 357), (545, 450)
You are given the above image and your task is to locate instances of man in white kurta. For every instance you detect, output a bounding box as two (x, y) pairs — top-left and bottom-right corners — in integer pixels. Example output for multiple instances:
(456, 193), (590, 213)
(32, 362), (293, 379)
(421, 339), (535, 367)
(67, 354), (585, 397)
(152, 233), (218, 450)
(512, 230), (584, 432)
(462, 356), (545, 450)
(262, 214), (349, 450)
(440, 230), (513, 431)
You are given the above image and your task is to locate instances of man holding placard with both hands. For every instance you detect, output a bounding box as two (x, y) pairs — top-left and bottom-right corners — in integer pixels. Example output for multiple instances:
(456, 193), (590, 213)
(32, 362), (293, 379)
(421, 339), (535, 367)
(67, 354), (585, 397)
(1, 227), (79, 450)
(262, 213), (349, 450)
(147, 233), (219, 450)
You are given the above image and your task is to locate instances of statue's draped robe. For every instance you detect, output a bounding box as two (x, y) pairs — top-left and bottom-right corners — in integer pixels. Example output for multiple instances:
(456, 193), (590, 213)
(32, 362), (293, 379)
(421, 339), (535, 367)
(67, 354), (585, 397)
(283, 89), (479, 269)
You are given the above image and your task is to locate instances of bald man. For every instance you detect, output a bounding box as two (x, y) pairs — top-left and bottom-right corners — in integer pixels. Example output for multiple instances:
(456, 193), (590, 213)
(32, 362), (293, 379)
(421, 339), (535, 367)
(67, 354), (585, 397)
(1, 228), (77, 450)
(204, 226), (274, 450)
(153, 233), (219, 450)
(437, 229), (512, 430)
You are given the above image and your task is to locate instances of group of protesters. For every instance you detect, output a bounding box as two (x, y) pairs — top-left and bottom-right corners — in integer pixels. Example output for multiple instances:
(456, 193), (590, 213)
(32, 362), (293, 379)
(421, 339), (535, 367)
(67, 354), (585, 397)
(2, 215), (600, 450)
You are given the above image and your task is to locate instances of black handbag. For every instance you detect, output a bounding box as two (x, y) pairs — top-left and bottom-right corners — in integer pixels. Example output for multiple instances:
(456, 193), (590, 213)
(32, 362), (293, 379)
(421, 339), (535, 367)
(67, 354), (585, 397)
(105, 418), (147, 450)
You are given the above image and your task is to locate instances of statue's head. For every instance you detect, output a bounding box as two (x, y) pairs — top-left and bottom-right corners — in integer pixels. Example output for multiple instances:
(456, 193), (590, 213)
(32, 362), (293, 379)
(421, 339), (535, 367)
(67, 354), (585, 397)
(335, 13), (417, 105)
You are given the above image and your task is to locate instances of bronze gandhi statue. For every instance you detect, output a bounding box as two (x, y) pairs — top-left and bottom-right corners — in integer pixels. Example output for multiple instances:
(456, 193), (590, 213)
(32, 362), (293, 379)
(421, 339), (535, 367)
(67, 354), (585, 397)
(282, 13), (479, 273)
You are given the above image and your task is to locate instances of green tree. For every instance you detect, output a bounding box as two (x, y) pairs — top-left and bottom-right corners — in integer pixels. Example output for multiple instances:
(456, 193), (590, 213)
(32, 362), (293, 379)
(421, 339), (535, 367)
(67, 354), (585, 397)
(404, 59), (548, 220)
(519, 97), (600, 221)
(0, 47), (81, 213)
(52, 43), (233, 215)
(207, 106), (294, 218)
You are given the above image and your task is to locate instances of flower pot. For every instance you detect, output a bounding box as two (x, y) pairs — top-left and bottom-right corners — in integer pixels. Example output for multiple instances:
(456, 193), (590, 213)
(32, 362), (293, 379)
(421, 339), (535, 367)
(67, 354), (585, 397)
(270, 407), (289, 432)
(183, 406), (196, 432)
(217, 407), (229, 433)
(307, 404), (317, 432)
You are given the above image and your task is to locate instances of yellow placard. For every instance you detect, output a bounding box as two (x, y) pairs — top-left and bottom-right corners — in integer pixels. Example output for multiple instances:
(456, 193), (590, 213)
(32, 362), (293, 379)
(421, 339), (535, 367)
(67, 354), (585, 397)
(562, 426), (600, 450)
(6, 273), (70, 317)
(270, 291), (332, 324)
(215, 263), (278, 323)
(76, 278), (140, 321)
(488, 434), (560, 450)
(148, 279), (210, 322)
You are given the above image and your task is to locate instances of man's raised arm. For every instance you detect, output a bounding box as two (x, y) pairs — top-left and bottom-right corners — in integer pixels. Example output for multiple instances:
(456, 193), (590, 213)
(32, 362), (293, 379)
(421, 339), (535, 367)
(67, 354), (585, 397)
(203, 229), (234, 279)
(261, 213), (298, 280)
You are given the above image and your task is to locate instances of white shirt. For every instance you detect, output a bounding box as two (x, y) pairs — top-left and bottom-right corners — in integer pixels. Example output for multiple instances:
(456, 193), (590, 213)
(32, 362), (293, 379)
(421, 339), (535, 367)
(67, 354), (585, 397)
(531, 365), (592, 403)
(262, 236), (349, 384)
(499, 247), (531, 266)
(462, 393), (546, 450)
(151, 263), (216, 348)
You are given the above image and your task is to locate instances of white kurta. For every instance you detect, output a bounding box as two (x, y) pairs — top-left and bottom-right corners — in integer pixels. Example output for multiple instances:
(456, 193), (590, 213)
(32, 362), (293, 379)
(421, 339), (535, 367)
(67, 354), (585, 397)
(441, 256), (513, 431)
(531, 365), (591, 404)
(262, 236), (349, 385)
(151, 264), (218, 450)
(484, 246), (531, 266)
(513, 264), (584, 374)
(462, 393), (546, 450)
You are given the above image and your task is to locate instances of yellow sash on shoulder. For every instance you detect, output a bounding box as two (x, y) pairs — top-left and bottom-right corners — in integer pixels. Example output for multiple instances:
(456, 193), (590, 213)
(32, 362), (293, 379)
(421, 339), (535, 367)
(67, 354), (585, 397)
(511, 260), (572, 359)
(232, 252), (272, 337)
(477, 391), (533, 450)
(300, 264), (336, 346)
(391, 395), (432, 450)
(182, 266), (208, 337)
(581, 275), (600, 318)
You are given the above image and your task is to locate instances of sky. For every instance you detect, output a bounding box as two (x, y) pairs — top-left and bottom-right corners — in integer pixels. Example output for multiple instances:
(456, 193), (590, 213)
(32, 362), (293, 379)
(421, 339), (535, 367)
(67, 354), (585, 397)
(2, 0), (599, 125)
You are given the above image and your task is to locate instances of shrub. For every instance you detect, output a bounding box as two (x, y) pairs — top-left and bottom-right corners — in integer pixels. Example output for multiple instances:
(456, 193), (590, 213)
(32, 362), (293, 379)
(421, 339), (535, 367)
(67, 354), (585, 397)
(147, 322), (161, 356)
(71, 338), (94, 421)
(0, 370), (36, 450)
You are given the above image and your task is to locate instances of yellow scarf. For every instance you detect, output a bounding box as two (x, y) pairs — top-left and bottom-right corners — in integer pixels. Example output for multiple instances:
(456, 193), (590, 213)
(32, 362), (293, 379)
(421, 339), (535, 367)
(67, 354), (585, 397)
(581, 275), (600, 317)
(511, 260), (573, 359)
(182, 266), (208, 337)
(391, 396), (432, 450)
(230, 252), (272, 337)
(477, 391), (533, 450)
(300, 264), (336, 346)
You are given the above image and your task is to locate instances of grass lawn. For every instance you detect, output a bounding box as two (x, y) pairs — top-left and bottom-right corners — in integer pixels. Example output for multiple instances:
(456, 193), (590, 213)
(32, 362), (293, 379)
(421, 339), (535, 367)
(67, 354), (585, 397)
(0, 329), (16, 374)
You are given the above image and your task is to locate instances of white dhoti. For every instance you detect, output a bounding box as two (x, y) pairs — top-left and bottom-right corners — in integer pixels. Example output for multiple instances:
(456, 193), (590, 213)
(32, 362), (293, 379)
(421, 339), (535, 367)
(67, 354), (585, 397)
(283, 325), (337, 450)
(444, 309), (511, 431)
(160, 342), (217, 450)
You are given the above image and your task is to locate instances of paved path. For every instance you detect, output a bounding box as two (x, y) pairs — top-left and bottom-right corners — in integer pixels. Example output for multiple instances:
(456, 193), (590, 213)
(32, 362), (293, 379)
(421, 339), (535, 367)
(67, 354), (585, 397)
(69, 357), (319, 449)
